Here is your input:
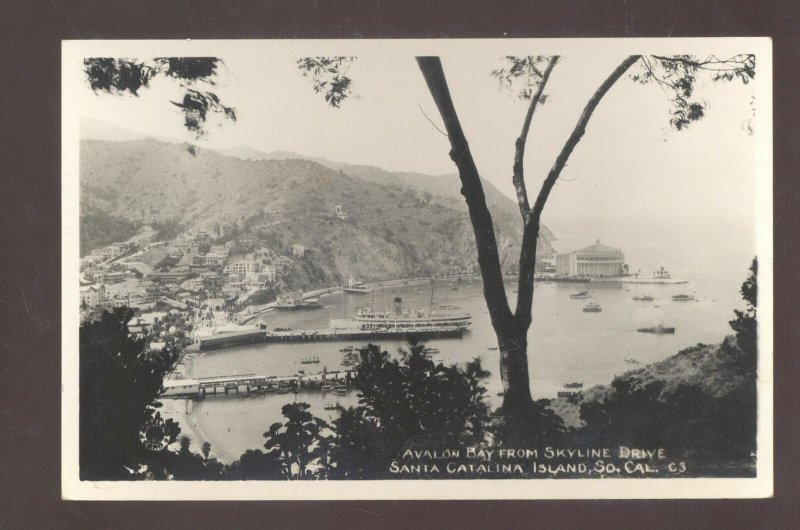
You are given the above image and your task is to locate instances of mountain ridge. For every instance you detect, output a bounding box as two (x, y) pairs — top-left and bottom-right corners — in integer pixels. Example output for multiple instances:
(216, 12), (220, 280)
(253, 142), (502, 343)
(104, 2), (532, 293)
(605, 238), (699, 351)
(80, 137), (554, 285)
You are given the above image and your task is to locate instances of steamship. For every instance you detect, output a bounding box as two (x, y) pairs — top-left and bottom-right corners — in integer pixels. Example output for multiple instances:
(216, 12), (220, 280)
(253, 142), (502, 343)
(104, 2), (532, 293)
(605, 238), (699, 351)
(330, 297), (472, 332)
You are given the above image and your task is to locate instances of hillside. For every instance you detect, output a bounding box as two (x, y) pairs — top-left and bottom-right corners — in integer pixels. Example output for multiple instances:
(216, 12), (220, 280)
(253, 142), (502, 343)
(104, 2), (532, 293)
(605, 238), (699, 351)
(549, 336), (755, 429)
(80, 138), (554, 284)
(219, 146), (556, 247)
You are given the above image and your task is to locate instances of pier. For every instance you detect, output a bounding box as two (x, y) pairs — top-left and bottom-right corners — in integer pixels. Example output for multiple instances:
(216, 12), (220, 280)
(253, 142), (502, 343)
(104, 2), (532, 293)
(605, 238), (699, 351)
(162, 368), (358, 399)
(198, 326), (465, 351)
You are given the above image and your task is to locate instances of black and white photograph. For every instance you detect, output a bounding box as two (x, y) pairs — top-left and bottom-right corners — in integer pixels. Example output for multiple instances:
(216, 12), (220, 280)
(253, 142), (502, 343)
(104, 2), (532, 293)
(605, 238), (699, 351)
(61, 38), (773, 500)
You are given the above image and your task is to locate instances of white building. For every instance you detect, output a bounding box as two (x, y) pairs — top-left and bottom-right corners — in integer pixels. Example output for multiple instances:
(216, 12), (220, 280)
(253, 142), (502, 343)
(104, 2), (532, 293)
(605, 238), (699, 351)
(334, 204), (349, 220)
(555, 240), (625, 277)
(80, 285), (105, 308)
(232, 259), (261, 278)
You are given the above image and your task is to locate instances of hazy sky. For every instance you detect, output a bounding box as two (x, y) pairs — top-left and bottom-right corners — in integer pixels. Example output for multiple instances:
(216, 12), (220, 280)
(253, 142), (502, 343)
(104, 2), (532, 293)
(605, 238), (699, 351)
(77, 40), (764, 227)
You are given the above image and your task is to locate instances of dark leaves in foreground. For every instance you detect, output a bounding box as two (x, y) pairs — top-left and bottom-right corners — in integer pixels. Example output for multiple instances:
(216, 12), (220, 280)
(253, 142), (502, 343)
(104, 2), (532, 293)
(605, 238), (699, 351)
(171, 88), (237, 136)
(296, 57), (355, 108)
(629, 54), (756, 131)
(491, 55), (554, 101)
(729, 257), (757, 368)
(83, 57), (235, 138)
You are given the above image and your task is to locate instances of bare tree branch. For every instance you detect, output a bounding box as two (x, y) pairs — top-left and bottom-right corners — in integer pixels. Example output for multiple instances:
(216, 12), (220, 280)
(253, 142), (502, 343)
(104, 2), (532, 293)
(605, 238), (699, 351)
(514, 55), (642, 325)
(512, 56), (559, 220)
(417, 102), (449, 137)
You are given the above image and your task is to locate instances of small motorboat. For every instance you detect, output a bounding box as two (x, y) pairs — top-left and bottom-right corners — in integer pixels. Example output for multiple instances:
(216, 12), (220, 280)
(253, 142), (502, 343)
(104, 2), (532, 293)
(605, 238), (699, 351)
(563, 382), (584, 389)
(632, 294), (654, 301)
(672, 293), (695, 301)
(637, 324), (676, 334)
(583, 302), (602, 313)
(624, 357), (639, 364)
(570, 290), (592, 299)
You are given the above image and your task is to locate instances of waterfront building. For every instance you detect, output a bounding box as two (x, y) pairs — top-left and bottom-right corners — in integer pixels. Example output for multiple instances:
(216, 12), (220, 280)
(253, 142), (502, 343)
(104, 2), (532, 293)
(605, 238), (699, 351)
(555, 240), (625, 277)
(537, 251), (557, 273)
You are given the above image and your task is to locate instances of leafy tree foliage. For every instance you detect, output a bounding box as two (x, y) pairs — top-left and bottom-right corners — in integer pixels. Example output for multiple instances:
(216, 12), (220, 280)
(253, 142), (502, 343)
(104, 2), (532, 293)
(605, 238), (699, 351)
(83, 57), (235, 138)
(491, 55), (554, 101)
(326, 342), (491, 478)
(630, 55), (755, 130)
(150, 217), (187, 242)
(79, 205), (140, 257)
(296, 57), (355, 107)
(164, 436), (225, 480)
(79, 308), (181, 479)
(226, 449), (283, 480)
(262, 402), (333, 479)
(729, 257), (758, 367)
(578, 375), (756, 466)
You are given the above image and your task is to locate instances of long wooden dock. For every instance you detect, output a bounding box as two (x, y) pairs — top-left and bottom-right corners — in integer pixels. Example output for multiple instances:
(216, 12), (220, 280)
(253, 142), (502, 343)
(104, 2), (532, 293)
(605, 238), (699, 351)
(198, 326), (465, 351)
(162, 368), (358, 399)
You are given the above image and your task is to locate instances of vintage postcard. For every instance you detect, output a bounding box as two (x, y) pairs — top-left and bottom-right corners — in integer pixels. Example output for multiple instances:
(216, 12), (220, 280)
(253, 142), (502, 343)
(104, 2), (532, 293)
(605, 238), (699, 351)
(62, 38), (773, 500)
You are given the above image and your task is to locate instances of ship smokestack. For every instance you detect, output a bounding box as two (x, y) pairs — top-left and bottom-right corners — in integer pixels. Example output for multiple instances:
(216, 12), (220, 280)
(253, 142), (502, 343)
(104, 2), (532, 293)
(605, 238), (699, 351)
(393, 297), (402, 314)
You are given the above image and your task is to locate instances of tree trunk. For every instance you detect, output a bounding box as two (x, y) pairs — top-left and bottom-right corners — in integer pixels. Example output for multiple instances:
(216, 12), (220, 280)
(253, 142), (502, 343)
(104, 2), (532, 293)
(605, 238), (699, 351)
(416, 58), (537, 428)
(497, 325), (535, 428)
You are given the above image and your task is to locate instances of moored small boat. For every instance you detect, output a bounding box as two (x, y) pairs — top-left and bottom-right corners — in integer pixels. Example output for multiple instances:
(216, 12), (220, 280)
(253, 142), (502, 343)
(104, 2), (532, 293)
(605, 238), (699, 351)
(637, 324), (676, 334)
(570, 290), (592, 299)
(583, 302), (602, 313)
(672, 293), (695, 301)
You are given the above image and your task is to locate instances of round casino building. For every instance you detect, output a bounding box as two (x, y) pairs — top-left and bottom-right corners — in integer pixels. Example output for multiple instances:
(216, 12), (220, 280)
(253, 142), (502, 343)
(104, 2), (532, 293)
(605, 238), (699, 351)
(555, 240), (625, 278)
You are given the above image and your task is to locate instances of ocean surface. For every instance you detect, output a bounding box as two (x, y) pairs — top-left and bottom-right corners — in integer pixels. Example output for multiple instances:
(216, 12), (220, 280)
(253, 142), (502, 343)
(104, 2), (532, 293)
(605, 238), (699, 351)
(162, 214), (758, 463)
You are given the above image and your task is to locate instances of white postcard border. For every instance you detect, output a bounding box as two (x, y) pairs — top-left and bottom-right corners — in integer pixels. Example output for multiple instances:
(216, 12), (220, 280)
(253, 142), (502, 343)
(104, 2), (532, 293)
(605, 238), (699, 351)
(61, 37), (773, 500)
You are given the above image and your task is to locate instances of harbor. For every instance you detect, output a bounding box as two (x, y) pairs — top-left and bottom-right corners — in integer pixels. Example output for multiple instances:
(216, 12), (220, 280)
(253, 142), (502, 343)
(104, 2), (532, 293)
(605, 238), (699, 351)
(157, 219), (753, 463)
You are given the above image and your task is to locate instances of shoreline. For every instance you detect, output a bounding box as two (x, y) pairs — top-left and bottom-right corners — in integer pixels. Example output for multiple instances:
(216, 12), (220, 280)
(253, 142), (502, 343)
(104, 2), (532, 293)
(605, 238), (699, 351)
(163, 398), (241, 464)
(238, 272), (688, 325)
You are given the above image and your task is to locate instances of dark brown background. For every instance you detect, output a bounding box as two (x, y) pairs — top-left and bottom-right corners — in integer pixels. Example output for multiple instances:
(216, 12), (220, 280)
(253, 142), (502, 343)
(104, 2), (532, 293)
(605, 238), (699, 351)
(1, 0), (797, 528)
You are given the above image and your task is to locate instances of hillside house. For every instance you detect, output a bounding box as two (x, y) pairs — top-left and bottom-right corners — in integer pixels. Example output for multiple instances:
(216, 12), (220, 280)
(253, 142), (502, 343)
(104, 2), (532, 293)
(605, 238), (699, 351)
(334, 204), (349, 220)
(80, 285), (105, 308)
